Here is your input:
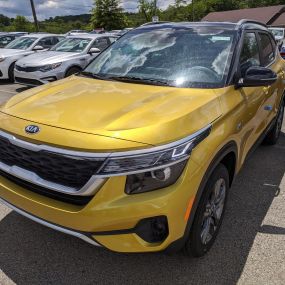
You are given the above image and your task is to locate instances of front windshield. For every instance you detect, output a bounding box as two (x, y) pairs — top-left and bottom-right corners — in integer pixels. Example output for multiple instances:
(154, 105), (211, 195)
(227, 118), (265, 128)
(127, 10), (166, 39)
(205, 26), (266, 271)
(5, 37), (37, 50)
(270, 29), (284, 37)
(50, 38), (91, 52)
(84, 26), (236, 88)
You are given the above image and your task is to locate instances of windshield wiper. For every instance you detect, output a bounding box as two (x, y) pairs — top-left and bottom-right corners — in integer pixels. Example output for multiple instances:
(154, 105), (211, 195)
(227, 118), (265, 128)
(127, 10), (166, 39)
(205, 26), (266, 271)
(79, 71), (111, 80)
(108, 76), (171, 86)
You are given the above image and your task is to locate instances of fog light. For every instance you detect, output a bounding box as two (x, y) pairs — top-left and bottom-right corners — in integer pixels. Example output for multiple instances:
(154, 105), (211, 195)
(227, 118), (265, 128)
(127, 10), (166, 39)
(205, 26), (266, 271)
(135, 216), (169, 243)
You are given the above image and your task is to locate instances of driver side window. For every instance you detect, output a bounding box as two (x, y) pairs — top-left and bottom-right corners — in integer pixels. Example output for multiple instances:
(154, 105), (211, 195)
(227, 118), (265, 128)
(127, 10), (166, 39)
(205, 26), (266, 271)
(240, 32), (260, 77)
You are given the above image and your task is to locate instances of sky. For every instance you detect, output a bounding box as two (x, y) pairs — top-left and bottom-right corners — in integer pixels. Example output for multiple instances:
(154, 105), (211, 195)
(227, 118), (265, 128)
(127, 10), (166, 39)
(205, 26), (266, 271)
(0, 0), (189, 20)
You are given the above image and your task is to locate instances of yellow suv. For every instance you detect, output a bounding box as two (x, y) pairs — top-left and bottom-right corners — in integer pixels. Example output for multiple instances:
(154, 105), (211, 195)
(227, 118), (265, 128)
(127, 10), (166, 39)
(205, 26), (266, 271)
(0, 21), (284, 257)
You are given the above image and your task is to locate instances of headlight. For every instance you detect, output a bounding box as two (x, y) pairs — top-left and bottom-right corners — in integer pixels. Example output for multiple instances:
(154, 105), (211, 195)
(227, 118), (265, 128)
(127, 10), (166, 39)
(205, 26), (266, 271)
(0, 56), (5, 62)
(125, 161), (188, 194)
(38, 62), (62, 72)
(97, 125), (211, 194)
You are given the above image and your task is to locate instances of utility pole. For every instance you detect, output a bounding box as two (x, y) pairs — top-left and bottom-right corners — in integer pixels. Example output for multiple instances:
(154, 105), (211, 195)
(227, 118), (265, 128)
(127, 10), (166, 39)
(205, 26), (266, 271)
(192, 0), (195, 22)
(29, 0), (39, 32)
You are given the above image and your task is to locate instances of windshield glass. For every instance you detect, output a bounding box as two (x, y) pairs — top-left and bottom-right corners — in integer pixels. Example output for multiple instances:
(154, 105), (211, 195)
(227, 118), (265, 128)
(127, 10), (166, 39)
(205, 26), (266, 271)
(84, 26), (236, 88)
(50, 38), (91, 52)
(5, 37), (37, 50)
(270, 29), (284, 37)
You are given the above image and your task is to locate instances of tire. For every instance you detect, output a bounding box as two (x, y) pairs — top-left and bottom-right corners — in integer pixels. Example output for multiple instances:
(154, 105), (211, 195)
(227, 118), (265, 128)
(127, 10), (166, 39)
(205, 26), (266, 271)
(65, 67), (81, 78)
(263, 99), (284, 145)
(184, 164), (229, 257)
(8, 62), (15, 82)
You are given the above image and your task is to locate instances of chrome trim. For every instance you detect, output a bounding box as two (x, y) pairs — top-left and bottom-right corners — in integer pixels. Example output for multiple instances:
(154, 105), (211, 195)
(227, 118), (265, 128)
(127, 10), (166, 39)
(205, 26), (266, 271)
(0, 124), (211, 158)
(0, 197), (101, 247)
(0, 162), (105, 196)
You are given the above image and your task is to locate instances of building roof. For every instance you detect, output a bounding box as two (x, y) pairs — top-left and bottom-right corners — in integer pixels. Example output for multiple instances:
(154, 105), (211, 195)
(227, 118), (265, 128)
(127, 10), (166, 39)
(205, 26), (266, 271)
(203, 5), (285, 25)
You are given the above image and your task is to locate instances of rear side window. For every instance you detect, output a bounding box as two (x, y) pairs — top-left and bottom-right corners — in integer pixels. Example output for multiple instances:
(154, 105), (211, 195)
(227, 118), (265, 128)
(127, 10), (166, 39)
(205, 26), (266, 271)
(240, 32), (260, 76)
(92, 38), (109, 50)
(258, 33), (275, 66)
(38, 37), (54, 48)
(109, 37), (117, 43)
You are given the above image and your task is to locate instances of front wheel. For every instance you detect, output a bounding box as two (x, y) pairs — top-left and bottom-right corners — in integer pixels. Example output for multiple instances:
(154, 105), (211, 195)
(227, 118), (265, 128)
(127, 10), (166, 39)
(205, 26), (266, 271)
(263, 99), (284, 145)
(8, 62), (15, 82)
(65, 67), (81, 78)
(184, 164), (229, 257)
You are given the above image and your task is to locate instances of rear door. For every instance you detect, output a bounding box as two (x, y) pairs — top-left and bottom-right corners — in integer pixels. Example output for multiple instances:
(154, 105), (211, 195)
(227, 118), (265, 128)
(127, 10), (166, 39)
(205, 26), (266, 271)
(257, 31), (284, 126)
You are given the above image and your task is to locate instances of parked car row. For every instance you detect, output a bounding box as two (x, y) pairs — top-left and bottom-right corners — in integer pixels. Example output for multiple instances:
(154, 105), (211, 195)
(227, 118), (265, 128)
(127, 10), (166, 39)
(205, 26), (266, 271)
(0, 33), (117, 85)
(0, 32), (29, 48)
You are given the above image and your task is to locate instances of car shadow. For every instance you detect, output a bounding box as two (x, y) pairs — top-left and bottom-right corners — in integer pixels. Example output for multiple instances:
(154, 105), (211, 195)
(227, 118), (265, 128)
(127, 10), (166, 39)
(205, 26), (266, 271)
(0, 132), (285, 285)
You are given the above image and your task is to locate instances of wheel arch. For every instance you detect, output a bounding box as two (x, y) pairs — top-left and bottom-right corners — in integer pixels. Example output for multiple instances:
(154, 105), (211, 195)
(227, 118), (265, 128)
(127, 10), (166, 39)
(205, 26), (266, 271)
(165, 140), (238, 253)
(65, 65), (82, 77)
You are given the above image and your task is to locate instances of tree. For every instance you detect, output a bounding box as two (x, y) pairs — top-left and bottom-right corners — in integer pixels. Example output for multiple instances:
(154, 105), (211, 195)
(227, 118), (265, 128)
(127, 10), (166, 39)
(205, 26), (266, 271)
(0, 14), (10, 27)
(9, 15), (34, 32)
(138, 0), (159, 22)
(91, 0), (127, 30)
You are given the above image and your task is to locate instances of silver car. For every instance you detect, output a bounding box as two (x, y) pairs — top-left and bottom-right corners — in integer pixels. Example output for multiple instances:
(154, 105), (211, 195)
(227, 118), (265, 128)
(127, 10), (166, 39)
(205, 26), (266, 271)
(15, 34), (117, 86)
(0, 34), (63, 81)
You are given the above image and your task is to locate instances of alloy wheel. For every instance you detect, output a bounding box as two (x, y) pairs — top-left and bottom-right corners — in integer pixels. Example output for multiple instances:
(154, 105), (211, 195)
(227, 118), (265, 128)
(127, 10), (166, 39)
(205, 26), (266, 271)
(200, 178), (226, 245)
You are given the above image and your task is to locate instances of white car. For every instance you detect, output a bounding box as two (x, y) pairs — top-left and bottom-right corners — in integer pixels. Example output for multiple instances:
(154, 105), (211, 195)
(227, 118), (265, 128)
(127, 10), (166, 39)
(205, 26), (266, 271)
(0, 34), (63, 81)
(269, 27), (285, 48)
(15, 34), (117, 86)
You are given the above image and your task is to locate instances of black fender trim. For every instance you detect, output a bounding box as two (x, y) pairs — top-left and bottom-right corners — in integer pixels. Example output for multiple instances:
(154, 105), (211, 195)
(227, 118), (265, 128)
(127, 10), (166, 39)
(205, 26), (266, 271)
(165, 141), (238, 254)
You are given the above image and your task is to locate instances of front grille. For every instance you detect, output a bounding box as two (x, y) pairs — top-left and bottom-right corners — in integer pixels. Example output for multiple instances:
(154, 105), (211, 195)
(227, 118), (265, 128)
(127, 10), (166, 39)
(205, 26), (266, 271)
(15, 65), (39, 72)
(0, 169), (92, 206)
(15, 77), (42, 86)
(0, 136), (104, 189)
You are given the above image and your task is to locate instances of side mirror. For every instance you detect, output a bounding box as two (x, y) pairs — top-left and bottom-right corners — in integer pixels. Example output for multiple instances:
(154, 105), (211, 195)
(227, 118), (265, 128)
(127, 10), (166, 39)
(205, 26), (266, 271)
(236, 66), (277, 88)
(33, 45), (44, 51)
(89, 47), (101, 54)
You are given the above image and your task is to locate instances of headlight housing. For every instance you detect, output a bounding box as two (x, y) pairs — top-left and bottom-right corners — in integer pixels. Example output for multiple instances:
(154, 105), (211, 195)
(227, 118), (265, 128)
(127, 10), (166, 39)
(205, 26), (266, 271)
(38, 62), (62, 72)
(96, 125), (211, 194)
(0, 56), (5, 62)
(125, 161), (188, 194)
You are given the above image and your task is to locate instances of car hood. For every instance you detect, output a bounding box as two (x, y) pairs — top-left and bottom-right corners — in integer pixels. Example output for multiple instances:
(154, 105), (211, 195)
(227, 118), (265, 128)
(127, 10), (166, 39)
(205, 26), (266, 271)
(16, 51), (80, 66)
(0, 48), (29, 57)
(0, 76), (222, 146)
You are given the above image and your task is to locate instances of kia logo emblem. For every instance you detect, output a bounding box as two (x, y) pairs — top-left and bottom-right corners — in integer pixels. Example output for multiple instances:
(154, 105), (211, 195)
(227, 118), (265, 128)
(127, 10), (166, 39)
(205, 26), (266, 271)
(25, 125), (40, 134)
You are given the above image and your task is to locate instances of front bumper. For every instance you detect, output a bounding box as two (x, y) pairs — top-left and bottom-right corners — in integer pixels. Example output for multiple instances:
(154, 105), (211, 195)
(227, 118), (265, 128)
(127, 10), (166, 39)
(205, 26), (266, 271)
(14, 68), (65, 86)
(0, 61), (10, 79)
(0, 158), (201, 253)
(0, 196), (101, 247)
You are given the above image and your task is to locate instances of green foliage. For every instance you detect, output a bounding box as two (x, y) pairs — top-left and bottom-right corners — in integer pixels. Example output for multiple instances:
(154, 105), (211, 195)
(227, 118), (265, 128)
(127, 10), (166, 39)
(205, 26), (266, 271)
(91, 0), (127, 30)
(138, 0), (160, 22)
(5, 15), (34, 32)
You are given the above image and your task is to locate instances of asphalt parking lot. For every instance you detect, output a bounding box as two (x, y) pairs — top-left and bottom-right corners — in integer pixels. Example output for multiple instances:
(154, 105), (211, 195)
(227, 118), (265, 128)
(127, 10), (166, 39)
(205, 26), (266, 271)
(0, 82), (284, 285)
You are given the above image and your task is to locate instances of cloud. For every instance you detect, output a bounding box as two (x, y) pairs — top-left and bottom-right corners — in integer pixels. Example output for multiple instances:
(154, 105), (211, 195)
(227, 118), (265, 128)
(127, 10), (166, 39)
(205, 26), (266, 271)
(0, 0), (190, 20)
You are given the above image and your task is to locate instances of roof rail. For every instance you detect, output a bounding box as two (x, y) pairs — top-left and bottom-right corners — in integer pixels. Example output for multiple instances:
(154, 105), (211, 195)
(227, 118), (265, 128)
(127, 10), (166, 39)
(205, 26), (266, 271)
(141, 21), (171, 27)
(237, 19), (268, 28)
